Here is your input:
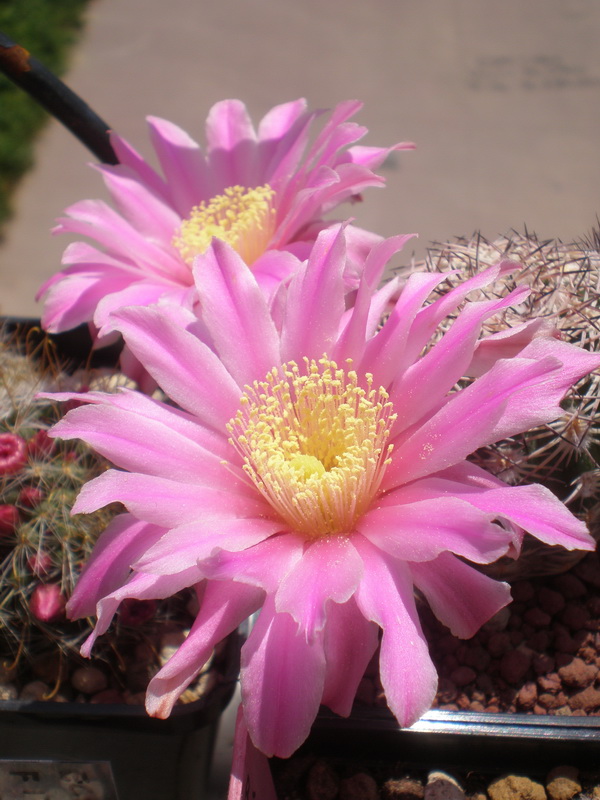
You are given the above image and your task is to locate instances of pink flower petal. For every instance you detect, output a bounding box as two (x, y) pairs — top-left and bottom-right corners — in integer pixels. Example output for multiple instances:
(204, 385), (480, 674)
(353, 535), (438, 728)
(67, 514), (166, 619)
(200, 533), (305, 594)
(357, 496), (511, 564)
(389, 286), (531, 430)
(51, 401), (237, 487)
(193, 240), (281, 386)
(275, 536), (364, 639)
(81, 568), (200, 657)
(147, 116), (214, 214)
(109, 305), (243, 428)
(134, 516), (285, 575)
(205, 99), (258, 188)
(241, 596), (326, 757)
(93, 162), (181, 240)
(73, 470), (270, 527)
(410, 552), (512, 638)
(147, 580), (263, 718)
(384, 350), (592, 489)
(280, 225), (347, 363)
(422, 464), (595, 551)
(321, 597), (379, 717)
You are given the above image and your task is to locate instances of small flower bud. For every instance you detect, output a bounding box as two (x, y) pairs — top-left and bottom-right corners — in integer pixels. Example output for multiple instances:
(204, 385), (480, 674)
(30, 583), (66, 622)
(26, 430), (55, 459)
(0, 433), (27, 475)
(19, 486), (45, 508)
(27, 551), (53, 577)
(0, 504), (19, 536)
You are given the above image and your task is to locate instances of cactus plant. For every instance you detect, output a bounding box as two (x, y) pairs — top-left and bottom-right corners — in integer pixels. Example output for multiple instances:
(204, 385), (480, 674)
(0, 325), (206, 703)
(414, 229), (600, 579)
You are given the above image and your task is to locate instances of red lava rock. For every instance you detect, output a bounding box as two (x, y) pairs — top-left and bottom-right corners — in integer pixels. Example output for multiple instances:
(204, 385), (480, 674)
(516, 681), (538, 709)
(437, 678), (458, 704)
(90, 689), (125, 704)
(538, 692), (563, 710)
(532, 653), (555, 675)
(307, 759), (339, 800)
(553, 573), (587, 599)
(469, 700), (485, 711)
(500, 649), (532, 684)
(443, 655), (459, 673)
(523, 607), (552, 628)
(381, 777), (424, 800)
(587, 595), (600, 616)
(487, 632), (512, 658)
(573, 553), (600, 588)
(538, 587), (566, 616)
(554, 705), (573, 716)
(558, 657), (598, 689)
(528, 630), (551, 652)
(568, 686), (600, 712)
(511, 581), (535, 602)
(450, 666), (476, 687)
(476, 673), (495, 694)
(507, 612), (523, 631)
(553, 631), (579, 654)
(437, 634), (460, 655)
(537, 672), (562, 693)
(533, 704), (547, 715)
(509, 630), (524, 646)
(462, 646), (491, 672)
(339, 772), (378, 800)
(579, 646), (597, 663)
(560, 604), (590, 630)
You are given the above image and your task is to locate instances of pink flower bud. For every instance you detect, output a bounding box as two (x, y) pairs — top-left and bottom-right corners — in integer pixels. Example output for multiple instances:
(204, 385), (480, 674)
(0, 433), (27, 475)
(30, 584), (66, 622)
(18, 486), (45, 507)
(119, 598), (157, 626)
(27, 430), (55, 459)
(0, 504), (19, 536)
(27, 551), (53, 577)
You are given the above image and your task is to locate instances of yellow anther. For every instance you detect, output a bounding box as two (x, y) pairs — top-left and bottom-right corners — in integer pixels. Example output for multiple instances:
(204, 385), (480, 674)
(173, 185), (276, 266)
(228, 357), (396, 539)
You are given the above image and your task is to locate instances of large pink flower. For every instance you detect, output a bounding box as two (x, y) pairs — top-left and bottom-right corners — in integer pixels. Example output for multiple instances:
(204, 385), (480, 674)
(38, 99), (411, 340)
(49, 227), (599, 757)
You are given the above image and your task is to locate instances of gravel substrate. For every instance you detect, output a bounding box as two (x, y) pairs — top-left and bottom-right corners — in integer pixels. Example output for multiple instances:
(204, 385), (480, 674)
(272, 759), (600, 800)
(355, 551), (600, 716)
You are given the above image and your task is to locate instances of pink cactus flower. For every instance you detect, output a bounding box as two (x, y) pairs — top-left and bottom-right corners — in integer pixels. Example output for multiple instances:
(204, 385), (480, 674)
(30, 583), (67, 622)
(49, 227), (599, 757)
(37, 99), (412, 343)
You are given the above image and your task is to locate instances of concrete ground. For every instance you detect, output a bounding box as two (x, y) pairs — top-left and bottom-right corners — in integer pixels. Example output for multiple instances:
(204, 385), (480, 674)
(1, 1), (600, 796)
(1, 0), (600, 316)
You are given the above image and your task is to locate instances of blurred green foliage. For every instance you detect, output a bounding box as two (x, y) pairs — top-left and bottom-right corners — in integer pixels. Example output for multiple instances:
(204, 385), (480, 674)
(0, 0), (90, 232)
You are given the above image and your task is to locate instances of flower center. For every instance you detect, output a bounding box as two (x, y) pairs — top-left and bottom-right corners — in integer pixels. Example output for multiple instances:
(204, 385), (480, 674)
(173, 184), (276, 266)
(228, 357), (396, 538)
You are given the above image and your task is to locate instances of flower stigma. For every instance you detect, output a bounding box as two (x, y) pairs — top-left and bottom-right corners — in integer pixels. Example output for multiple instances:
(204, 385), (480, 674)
(173, 184), (276, 266)
(228, 357), (397, 538)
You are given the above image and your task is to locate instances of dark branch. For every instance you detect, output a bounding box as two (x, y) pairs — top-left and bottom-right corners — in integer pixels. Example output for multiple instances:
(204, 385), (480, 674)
(0, 31), (118, 165)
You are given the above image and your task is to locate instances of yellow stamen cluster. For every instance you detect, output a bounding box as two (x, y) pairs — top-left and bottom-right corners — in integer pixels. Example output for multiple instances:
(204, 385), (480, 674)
(173, 184), (276, 266)
(228, 357), (396, 539)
